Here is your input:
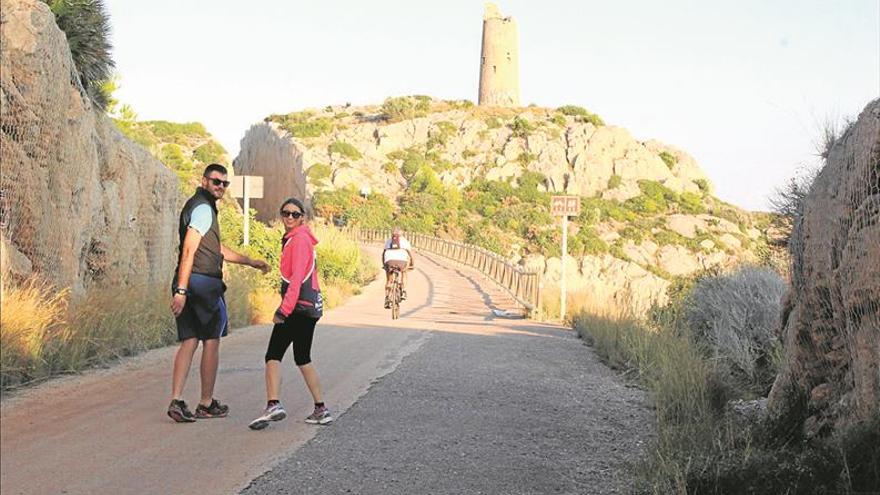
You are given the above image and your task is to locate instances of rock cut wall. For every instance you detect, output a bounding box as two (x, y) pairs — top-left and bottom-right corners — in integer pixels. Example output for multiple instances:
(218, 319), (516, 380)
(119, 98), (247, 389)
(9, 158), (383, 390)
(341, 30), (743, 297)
(0, 0), (178, 292)
(767, 99), (880, 437)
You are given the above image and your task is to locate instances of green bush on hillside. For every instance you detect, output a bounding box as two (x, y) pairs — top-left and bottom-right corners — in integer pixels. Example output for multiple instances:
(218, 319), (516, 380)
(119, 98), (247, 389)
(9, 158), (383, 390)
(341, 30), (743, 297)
(381, 96), (431, 121)
(510, 117), (534, 138)
(659, 151), (677, 169)
(192, 141), (226, 165)
(328, 141), (362, 160)
(556, 105), (604, 126)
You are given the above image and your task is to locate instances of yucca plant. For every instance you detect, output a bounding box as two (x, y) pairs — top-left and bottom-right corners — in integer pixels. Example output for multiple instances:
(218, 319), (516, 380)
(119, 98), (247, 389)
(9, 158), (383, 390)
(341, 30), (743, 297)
(42, 0), (115, 110)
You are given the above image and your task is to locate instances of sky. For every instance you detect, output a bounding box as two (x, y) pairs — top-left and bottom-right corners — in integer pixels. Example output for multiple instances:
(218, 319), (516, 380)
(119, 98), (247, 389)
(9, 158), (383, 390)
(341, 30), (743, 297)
(105, 0), (879, 211)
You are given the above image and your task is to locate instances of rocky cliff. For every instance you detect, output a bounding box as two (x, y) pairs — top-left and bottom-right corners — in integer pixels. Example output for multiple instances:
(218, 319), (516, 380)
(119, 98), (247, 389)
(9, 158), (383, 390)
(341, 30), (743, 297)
(767, 99), (880, 437)
(236, 99), (774, 311)
(0, 0), (178, 292)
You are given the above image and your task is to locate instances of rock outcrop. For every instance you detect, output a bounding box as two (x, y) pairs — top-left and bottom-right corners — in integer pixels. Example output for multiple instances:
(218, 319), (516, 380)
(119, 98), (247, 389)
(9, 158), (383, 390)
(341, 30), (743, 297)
(767, 99), (880, 437)
(0, 0), (177, 292)
(236, 102), (764, 313)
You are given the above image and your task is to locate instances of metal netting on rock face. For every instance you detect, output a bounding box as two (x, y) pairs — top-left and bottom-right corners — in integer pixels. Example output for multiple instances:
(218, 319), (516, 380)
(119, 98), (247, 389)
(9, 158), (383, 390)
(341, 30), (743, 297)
(1, 0), (177, 294)
(769, 99), (880, 438)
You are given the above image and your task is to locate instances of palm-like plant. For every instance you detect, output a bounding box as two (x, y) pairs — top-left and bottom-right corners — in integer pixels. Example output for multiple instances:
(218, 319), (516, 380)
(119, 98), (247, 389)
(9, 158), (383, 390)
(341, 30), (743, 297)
(42, 0), (115, 110)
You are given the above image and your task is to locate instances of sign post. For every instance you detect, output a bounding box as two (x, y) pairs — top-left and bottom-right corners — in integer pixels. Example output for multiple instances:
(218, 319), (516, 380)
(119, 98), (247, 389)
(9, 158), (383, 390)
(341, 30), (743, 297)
(229, 175), (264, 246)
(550, 195), (581, 321)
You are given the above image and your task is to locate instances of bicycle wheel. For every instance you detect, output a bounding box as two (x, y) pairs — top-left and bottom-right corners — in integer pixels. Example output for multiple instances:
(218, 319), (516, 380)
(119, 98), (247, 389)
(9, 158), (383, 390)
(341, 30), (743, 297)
(392, 270), (403, 319)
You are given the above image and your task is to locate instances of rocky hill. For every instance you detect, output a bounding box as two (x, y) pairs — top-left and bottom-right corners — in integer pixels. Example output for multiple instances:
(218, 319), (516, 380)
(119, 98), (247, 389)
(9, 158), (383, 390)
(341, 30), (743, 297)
(235, 96), (780, 311)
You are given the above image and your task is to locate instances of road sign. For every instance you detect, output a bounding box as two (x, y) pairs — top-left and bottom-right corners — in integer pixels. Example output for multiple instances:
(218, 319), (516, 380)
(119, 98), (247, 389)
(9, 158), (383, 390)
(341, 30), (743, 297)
(550, 195), (580, 217)
(229, 176), (264, 245)
(229, 176), (264, 199)
(550, 195), (580, 321)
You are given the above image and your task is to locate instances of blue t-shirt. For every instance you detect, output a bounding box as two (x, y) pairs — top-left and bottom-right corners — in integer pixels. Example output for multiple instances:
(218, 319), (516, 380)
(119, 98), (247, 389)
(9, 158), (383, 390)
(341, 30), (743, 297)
(188, 204), (213, 236)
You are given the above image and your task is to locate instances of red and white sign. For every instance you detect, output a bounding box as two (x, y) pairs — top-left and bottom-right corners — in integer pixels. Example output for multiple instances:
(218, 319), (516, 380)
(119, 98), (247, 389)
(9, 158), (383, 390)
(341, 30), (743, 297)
(550, 195), (580, 217)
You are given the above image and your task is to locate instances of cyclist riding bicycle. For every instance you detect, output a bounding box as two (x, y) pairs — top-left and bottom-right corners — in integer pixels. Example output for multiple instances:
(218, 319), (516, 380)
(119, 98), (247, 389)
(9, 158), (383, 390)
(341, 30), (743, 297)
(382, 227), (414, 309)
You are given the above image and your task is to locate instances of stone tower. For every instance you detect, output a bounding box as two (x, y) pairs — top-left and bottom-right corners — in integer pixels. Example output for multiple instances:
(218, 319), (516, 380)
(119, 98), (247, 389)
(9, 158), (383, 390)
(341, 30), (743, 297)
(478, 3), (520, 107)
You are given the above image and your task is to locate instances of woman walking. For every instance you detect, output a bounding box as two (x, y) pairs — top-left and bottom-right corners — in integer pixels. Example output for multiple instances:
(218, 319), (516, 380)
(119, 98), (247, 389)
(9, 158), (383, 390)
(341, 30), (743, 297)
(249, 198), (333, 430)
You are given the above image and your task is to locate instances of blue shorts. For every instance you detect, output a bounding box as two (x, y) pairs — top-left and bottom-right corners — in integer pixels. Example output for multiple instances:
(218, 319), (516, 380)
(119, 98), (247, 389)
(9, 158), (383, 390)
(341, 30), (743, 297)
(175, 273), (229, 341)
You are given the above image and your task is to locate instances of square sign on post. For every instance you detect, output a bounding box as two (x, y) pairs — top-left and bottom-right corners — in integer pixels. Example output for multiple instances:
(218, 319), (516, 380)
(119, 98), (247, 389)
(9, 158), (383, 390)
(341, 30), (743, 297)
(551, 195), (581, 217)
(229, 175), (264, 245)
(550, 195), (580, 321)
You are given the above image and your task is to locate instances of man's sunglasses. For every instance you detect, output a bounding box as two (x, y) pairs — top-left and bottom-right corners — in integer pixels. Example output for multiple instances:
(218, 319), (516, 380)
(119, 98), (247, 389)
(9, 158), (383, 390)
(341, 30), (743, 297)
(206, 177), (231, 188)
(280, 210), (303, 219)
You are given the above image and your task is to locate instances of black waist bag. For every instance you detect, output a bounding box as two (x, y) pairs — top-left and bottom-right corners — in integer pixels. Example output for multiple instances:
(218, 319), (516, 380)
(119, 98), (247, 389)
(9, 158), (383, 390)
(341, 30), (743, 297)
(280, 254), (323, 319)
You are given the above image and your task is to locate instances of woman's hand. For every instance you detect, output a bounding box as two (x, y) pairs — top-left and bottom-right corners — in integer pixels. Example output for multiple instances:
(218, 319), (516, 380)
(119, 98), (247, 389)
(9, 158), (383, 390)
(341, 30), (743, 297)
(273, 312), (285, 324)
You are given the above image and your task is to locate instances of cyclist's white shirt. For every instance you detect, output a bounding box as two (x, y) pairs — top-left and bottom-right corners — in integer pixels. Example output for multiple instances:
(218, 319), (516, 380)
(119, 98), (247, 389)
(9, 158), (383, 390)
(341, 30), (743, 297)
(383, 237), (412, 263)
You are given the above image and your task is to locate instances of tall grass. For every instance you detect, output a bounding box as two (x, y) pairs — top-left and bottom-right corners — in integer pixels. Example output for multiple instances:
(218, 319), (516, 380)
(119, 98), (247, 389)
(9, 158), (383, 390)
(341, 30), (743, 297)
(572, 266), (880, 494)
(0, 271), (258, 390)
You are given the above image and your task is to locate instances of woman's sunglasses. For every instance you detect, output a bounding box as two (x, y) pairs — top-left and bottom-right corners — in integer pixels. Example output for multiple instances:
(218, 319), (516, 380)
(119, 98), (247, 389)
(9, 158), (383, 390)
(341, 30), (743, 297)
(207, 177), (231, 188)
(280, 210), (303, 219)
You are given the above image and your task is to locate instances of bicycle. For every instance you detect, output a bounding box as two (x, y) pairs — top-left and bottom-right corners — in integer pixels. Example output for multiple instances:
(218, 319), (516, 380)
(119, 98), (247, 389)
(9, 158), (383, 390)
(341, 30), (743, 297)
(388, 266), (403, 320)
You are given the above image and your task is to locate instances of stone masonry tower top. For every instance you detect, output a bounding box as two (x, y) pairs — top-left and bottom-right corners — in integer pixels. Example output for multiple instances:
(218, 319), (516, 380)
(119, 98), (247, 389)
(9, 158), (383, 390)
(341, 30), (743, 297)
(478, 3), (520, 107)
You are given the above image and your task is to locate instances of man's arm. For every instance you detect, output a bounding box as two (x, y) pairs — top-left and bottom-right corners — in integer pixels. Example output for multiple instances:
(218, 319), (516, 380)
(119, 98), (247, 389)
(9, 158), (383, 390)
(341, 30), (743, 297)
(171, 228), (201, 317)
(221, 244), (270, 273)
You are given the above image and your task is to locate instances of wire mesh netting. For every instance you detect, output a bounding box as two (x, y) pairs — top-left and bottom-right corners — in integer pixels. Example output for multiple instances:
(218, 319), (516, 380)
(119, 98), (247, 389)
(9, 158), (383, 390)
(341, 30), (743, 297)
(769, 99), (880, 435)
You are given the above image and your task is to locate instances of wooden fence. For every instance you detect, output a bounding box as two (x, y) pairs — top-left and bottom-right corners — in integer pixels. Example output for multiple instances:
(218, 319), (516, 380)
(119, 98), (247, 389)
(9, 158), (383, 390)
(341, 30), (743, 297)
(346, 228), (541, 315)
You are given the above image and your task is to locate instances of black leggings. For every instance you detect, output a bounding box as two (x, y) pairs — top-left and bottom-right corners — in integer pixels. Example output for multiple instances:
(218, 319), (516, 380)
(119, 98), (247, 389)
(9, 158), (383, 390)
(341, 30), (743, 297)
(265, 313), (319, 365)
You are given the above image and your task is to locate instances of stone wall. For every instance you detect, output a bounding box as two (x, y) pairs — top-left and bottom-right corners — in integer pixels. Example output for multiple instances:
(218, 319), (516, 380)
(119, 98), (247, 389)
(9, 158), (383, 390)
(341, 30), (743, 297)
(0, 0), (178, 293)
(767, 99), (880, 437)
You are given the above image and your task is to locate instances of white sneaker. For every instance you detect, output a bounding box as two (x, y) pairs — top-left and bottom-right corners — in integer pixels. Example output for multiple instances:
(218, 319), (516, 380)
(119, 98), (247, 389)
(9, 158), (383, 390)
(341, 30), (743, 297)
(248, 403), (287, 430)
(304, 405), (334, 425)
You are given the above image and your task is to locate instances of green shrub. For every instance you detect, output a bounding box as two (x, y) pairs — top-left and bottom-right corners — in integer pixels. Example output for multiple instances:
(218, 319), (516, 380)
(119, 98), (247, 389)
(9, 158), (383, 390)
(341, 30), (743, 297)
(659, 151), (677, 169)
(380, 95), (431, 121)
(145, 121), (207, 139)
(556, 105), (604, 126)
(571, 226), (608, 256)
(550, 113), (566, 127)
(382, 162), (398, 174)
(462, 149), (477, 160)
(694, 178), (710, 193)
(607, 174), (622, 189)
(510, 116), (534, 138)
(679, 191), (706, 214)
(192, 140), (226, 164)
(328, 141), (362, 160)
(306, 163), (331, 185)
(44, 0), (114, 110)
(516, 152), (536, 167)
(485, 116), (502, 129)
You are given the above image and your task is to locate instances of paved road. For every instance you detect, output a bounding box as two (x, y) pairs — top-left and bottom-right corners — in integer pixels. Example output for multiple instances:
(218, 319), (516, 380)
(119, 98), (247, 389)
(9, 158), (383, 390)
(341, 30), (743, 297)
(1, 249), (652, 495)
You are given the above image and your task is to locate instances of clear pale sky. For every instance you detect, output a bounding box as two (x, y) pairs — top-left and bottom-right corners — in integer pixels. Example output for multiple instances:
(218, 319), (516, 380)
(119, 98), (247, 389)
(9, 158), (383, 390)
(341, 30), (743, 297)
(105, 0), (879, 211)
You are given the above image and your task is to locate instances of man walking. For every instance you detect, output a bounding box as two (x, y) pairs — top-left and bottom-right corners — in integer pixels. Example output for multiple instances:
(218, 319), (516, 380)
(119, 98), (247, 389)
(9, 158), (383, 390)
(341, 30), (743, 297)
(167, 164), (269, 423)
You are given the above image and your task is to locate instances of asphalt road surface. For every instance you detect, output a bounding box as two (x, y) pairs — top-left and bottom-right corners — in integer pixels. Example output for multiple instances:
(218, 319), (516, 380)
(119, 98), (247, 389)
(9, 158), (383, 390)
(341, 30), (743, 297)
(1, 249), (652, 495)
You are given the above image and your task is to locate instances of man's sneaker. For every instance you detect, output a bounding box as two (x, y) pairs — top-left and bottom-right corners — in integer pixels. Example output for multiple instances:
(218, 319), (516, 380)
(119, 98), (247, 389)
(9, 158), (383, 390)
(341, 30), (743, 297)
(384, 296), (391, 309)
(167, 399), (196, 423)
(248, 403), (287, 430)
(195, 398), (229, 419)
(401, 290), (407, 301)
(305, 405), (334, 425)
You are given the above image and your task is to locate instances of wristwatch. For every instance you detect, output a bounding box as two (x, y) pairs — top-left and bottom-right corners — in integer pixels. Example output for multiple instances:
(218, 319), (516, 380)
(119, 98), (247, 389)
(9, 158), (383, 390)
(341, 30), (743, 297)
(173, 287), (189, 296)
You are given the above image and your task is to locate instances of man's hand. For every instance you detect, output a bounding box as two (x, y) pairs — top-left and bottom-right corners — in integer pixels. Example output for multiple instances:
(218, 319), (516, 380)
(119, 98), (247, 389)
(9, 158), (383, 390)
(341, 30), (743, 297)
(272, 312), (285, 324)
(171, 294), (187, 317)
(251, 259), (270, 274)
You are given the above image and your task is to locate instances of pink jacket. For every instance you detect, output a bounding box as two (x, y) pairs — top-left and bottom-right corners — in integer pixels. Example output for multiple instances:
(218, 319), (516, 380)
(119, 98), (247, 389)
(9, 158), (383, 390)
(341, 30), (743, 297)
(277, 224), (321, 318)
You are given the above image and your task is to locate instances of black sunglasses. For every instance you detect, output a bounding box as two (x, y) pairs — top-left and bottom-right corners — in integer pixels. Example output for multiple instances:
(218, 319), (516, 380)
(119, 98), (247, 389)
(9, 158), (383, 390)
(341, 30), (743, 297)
(280, 210), (303, 219)
(206, 177), (230, 188)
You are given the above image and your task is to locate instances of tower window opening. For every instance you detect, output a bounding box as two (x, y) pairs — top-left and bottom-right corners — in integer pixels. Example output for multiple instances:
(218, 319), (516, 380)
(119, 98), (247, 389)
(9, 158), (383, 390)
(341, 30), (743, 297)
(493, 65), (496, 73)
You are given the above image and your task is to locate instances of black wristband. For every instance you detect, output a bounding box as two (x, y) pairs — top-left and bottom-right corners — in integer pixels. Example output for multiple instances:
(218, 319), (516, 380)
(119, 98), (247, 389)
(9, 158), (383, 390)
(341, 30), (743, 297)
(173, 287), (189, 296)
